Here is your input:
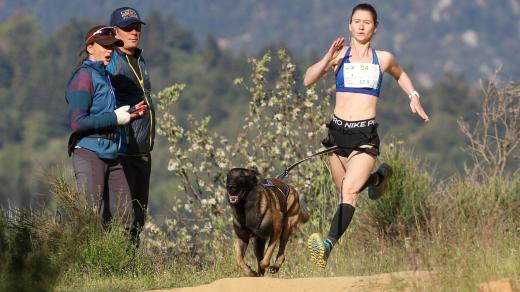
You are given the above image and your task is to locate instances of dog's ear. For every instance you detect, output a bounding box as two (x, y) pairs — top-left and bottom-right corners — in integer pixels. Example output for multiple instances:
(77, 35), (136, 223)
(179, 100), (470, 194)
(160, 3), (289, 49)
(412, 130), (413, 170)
(247, 167), (259, 185)
(249, 166), (259, 175)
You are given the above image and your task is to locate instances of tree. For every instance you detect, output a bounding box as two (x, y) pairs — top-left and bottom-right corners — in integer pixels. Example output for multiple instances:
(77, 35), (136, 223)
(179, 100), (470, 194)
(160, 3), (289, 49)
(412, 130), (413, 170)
(458, 73), (520, 178)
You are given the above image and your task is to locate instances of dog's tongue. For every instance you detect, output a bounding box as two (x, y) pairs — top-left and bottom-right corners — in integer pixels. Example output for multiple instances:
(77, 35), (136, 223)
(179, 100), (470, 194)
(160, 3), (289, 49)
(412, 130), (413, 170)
(228, 193), (239, 203)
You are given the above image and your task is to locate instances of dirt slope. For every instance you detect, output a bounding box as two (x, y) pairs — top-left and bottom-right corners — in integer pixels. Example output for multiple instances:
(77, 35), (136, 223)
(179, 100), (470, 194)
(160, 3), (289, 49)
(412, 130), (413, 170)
(150, 270), (434, 292)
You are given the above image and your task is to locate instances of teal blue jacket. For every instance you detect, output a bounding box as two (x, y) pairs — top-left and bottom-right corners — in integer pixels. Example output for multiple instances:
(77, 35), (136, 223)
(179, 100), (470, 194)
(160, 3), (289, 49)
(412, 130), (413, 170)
(65, 60), (118, 159)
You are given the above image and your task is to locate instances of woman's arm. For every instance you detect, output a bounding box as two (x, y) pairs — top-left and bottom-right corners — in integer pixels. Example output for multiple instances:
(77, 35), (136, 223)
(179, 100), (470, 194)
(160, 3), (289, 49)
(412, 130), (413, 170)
(382, 52), (430, 122)
(304, 37), (345, 87)
(65, 69), (117, 133)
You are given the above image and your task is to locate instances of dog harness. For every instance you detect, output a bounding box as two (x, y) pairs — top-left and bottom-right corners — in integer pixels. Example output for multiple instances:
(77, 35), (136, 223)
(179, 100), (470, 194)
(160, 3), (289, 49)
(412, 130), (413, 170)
(254, 179), (290, 233)
(262, 179), (290, 200)
(335, 47), (383, 97)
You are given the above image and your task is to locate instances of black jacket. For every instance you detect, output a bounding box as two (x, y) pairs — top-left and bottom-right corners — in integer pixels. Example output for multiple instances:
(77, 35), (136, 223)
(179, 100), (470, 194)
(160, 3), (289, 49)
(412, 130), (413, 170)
(107, 48), (155, 155)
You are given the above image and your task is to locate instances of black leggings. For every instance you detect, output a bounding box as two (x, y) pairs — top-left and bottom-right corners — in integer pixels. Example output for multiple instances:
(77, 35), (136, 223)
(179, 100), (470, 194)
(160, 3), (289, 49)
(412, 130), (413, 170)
(119, 154), (152, 244)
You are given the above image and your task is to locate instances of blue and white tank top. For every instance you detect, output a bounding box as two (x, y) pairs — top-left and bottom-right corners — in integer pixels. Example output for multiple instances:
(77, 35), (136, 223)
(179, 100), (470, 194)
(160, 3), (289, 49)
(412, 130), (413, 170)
(335, 47), (383, 97)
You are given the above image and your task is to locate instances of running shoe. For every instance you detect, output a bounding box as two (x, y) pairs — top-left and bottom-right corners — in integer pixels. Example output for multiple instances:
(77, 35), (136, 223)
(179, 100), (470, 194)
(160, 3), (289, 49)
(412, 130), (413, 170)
(368, 163), (393, 200)
(307, 233), (332, 268)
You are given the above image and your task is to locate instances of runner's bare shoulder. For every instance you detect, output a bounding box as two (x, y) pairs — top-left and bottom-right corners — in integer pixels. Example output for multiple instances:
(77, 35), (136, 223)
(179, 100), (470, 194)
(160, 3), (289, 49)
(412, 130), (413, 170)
(374, 50), (394, 71)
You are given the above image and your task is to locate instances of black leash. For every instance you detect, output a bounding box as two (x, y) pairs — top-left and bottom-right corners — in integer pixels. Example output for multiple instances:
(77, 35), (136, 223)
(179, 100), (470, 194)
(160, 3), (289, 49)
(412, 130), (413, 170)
(276, 145), (378, 180)
(276, 146), (340, 180)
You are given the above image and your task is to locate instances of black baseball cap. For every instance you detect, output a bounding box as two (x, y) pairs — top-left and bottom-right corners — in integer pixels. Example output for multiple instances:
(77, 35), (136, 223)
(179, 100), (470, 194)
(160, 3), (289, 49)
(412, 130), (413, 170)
(84, 25), (123, 46)
(110, 7), (146, 28)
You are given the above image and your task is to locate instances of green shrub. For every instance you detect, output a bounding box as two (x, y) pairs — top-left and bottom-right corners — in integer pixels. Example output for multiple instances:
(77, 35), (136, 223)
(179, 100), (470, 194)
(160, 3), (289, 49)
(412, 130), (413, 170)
(0, 171), (155, 291)
(74, 224), (137, 276)
(0, 211), (59, 292)
(356, 143), (433, 237)
(432, 173), (520, 235)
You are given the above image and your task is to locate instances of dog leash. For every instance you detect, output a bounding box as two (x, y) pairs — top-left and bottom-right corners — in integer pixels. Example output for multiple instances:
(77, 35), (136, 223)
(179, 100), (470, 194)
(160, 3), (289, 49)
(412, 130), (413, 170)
(276, 145), (379, 180)
(276, 146), (340, 180)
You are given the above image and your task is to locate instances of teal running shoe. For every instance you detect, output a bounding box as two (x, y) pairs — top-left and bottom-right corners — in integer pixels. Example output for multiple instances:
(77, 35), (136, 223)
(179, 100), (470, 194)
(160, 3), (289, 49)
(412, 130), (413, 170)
(307, 233), (332, 268)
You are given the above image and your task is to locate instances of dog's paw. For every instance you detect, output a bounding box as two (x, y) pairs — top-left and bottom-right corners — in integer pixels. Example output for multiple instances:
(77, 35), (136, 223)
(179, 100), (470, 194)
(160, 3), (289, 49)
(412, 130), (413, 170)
(267, 266), (280, 274)
(258, 269), (265, 277)
(245, 270), (259, 277)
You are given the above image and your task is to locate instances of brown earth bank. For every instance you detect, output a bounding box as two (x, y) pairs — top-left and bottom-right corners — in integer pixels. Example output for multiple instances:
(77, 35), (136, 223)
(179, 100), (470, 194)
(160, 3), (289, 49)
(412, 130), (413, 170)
(150, 270), (436, 292)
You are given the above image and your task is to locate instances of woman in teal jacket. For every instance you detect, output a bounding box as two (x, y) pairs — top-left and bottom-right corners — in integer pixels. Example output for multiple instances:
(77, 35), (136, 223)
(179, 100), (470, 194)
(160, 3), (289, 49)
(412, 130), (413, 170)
(65, 25), (142, 230)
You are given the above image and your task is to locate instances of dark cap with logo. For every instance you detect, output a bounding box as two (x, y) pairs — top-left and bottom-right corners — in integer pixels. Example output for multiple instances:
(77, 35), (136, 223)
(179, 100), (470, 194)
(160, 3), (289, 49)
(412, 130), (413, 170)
(84, 25), (123, 46)
(110, 7), (146, 28)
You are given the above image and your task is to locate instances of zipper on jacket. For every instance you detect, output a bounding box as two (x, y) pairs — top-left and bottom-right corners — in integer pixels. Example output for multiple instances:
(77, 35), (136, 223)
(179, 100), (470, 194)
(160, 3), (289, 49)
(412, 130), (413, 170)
(126, 54), (154, 152)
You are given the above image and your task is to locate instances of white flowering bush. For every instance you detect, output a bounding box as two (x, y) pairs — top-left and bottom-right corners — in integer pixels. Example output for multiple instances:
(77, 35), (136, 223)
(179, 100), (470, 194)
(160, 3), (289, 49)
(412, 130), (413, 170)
(154, 50), (339, 255)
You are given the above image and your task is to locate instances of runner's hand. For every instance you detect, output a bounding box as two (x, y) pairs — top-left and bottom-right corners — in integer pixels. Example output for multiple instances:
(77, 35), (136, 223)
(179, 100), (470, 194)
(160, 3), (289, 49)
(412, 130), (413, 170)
(324, 37), (345, 62)
(409, 96), (430, 122)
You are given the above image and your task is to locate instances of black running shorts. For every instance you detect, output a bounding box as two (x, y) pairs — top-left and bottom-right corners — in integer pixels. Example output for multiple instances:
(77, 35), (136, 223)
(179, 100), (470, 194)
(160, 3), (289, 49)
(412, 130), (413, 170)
(321, 115), (380, 158)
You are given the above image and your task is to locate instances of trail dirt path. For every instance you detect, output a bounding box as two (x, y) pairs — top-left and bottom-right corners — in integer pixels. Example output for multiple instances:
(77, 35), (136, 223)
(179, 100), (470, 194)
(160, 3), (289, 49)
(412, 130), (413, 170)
(151, 270), (434, 292)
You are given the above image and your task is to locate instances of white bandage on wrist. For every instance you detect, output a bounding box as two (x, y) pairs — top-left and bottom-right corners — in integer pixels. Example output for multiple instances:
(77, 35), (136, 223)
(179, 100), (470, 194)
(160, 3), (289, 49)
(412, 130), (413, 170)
(408, 90), (420, 100)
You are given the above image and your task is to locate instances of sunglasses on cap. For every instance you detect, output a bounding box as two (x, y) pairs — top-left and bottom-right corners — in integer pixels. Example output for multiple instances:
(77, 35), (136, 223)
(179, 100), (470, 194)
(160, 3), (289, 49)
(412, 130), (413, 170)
(85, 26), (116, 44)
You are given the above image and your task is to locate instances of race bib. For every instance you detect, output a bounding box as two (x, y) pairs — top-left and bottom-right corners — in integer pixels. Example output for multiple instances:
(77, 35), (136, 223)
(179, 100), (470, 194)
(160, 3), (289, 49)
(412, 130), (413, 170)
(343, 63), (380, 89)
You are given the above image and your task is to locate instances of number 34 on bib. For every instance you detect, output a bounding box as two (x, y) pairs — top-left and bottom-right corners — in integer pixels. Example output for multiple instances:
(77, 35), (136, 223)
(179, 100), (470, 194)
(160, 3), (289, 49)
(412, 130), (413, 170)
(343, 63), (381, 89)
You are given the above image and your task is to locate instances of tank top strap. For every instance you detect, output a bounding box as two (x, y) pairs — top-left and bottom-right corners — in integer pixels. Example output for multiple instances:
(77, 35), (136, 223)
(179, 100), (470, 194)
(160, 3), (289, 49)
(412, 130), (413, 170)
(344, 47), (352, 64)
(372, 48), (379, 65)
(335, 47), (351, 76)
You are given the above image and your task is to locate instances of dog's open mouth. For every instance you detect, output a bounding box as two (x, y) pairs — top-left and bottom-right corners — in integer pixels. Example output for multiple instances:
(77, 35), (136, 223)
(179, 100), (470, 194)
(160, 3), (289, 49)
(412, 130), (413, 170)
(228, 189), (245, 204)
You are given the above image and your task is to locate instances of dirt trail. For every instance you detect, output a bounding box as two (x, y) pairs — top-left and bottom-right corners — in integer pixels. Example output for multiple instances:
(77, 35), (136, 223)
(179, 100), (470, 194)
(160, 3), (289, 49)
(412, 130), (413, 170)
(150, 270), (434, 292)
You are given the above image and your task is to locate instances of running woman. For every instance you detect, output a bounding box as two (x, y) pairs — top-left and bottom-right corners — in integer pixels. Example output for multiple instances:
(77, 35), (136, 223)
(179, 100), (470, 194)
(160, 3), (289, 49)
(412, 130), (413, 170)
(303, 3), (430, 268)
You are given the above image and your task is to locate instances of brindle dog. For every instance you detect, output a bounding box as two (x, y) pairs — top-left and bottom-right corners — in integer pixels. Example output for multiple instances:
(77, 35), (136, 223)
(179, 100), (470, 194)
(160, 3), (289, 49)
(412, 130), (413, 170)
(226, 167), (309, 276)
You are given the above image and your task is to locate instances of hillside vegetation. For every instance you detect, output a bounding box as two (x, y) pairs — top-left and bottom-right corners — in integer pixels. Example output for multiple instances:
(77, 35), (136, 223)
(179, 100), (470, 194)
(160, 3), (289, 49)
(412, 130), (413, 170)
(0, 51), (518, 291)
(0, 10), (496, 210)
